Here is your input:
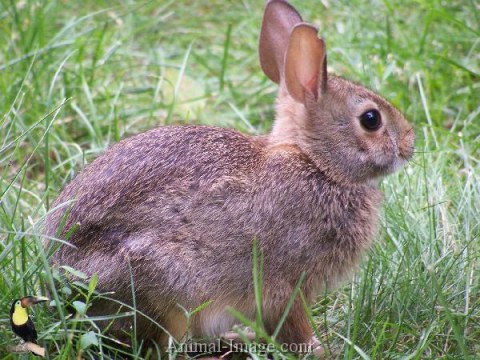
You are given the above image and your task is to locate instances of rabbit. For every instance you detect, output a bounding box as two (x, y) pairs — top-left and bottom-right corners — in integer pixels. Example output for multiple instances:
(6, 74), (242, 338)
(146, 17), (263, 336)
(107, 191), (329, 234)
(45, 0), (414, 356)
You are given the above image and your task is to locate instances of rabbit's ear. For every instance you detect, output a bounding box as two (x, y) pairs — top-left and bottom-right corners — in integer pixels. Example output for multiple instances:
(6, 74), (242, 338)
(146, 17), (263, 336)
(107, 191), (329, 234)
(259, 0), (303, 84)
(285, 24), (327, 103)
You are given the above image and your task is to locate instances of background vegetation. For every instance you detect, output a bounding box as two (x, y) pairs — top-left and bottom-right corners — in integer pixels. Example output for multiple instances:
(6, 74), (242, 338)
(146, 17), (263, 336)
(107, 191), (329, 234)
(0, 0), (479, 358)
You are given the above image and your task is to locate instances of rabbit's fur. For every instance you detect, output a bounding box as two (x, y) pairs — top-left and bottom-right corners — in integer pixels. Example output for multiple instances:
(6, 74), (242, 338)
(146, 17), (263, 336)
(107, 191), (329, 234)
(45, 0), (414, 352)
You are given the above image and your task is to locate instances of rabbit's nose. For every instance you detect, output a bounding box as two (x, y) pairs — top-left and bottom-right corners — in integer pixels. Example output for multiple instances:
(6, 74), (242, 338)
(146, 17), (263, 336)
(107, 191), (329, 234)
(399, 127), (415, 160)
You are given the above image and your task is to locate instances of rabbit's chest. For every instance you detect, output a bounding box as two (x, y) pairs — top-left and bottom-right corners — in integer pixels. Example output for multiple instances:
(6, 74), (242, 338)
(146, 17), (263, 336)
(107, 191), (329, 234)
(308, 189), (382, 287)
(255, 181), (382, 286)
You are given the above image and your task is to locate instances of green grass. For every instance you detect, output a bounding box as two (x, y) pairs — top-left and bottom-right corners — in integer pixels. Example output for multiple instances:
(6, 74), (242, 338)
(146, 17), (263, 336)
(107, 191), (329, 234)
(1, 0), (479, 358)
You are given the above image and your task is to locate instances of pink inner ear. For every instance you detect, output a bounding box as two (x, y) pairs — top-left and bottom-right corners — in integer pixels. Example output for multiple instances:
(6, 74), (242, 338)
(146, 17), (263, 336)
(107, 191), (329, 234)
(297, 38), (322, 100)
(285, 24), (326, 103)
(303, 74), (319, 100)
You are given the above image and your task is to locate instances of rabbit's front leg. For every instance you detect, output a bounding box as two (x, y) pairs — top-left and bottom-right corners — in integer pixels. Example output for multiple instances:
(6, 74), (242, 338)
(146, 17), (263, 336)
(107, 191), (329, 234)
(273, 298), (312, 346)
(278, 306), (324, 357)
(263, 295), (323, 356)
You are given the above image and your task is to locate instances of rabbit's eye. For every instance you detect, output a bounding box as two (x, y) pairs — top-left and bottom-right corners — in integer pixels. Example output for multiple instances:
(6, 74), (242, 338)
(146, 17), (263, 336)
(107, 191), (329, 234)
(360, 110), (382, 131)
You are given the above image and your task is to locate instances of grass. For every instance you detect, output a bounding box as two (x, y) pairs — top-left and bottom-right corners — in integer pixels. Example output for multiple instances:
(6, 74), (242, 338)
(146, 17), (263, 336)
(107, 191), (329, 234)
(0, 0), (479, 358)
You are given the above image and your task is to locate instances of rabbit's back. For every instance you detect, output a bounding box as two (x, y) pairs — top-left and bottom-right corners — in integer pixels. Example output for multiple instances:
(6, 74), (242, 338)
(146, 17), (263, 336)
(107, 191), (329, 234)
(47, 125), (262, 233)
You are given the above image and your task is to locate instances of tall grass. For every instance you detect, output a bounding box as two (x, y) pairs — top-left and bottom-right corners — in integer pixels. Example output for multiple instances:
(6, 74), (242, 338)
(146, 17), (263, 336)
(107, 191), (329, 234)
(1, 0), (479, 358)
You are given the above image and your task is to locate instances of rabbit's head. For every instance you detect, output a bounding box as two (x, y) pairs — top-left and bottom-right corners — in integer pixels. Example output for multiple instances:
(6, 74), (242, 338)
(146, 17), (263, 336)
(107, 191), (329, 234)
(259, 0), (414, 183)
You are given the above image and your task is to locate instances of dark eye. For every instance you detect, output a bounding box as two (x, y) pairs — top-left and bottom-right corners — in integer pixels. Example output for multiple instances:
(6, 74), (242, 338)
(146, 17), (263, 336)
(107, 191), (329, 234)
(360, 109), (382, 131)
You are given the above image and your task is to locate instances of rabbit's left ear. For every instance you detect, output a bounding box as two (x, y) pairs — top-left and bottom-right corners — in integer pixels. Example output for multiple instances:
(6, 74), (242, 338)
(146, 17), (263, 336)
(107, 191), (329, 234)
(285, 23), (327, 103)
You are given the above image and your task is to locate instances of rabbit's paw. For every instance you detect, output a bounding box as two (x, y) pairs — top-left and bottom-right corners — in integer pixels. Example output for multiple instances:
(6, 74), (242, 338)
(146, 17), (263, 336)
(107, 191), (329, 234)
(309, 336), (324, 358)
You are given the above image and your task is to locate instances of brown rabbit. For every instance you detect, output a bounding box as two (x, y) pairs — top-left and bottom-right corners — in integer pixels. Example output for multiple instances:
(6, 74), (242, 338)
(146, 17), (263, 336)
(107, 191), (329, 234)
(45, 0), (414, 355)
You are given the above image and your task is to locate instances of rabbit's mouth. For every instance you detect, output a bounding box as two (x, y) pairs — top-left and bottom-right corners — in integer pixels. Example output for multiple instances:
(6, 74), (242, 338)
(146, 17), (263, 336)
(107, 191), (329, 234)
(382, 154), (412, 177)
(369, 156), (408, 180)
(377, 128), (414, 176)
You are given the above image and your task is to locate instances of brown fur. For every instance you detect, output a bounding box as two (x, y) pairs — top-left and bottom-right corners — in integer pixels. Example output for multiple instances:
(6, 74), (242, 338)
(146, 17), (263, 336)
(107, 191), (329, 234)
(45, 0), (414, 353)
